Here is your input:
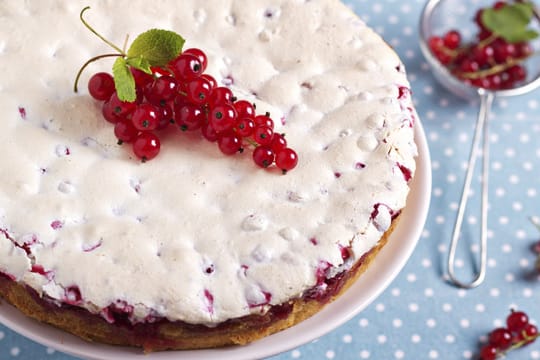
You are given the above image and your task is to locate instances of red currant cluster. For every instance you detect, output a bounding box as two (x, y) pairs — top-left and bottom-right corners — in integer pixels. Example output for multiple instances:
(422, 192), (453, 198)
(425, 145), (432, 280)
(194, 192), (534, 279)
(87, 48), (298, 172)
(479, 309), (539, 359)
(428, 1), (533, 90)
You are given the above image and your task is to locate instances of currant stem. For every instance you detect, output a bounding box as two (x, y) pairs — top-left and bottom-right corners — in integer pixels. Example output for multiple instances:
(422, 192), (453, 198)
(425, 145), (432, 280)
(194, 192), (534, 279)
(73, 53), (122, 93)
(244, 137), (259, 148)
(497, 333), (540, 358)
(122, 34), (130, 53)
(477, 33), (498, 49)
(455, 55), (528, 79)
(79, 6), (126, 56)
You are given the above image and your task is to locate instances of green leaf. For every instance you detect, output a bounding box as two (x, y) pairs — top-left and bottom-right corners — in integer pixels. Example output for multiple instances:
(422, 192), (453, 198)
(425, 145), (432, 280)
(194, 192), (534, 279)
(126, 56), (153, 74)
(127, 29), (185, 67)
(112, 57), (136, 102)
(505, 29), (539, 43)
(482, 2), (539, 43)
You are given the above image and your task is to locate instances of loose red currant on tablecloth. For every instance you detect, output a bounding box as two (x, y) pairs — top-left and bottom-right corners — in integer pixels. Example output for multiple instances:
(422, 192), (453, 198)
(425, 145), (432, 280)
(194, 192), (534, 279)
(478, 309), (539, 359)
(74, 7), (298, 171)
(427, 1), (538, 91)
(506, 310), (529, 333)
(488, 327), (513, 350)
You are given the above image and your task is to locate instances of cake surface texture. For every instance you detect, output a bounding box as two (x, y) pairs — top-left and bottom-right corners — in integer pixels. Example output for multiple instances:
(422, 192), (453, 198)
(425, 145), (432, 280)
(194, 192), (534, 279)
(0, 0), (418, 350)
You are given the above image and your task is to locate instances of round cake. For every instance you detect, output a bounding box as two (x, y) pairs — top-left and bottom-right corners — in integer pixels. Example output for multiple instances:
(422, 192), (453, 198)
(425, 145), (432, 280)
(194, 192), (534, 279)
(0, 0), (418, 352)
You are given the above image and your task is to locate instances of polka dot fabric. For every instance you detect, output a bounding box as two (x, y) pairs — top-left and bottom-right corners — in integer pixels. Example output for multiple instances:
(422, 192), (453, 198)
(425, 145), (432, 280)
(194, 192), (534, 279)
(1, 0), (540, 359)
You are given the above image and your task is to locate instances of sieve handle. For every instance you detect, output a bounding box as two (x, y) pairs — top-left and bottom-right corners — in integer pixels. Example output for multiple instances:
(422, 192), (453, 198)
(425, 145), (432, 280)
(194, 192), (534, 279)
(447, 90), (494, 289)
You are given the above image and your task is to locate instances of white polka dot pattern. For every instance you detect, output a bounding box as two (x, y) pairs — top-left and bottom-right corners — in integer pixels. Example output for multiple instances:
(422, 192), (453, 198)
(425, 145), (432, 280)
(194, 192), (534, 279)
(1, 0), (540, 359)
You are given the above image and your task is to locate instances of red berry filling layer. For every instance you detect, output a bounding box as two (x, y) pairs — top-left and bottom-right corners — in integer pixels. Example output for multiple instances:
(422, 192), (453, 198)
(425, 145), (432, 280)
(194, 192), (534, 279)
(0, 242), (369, 351)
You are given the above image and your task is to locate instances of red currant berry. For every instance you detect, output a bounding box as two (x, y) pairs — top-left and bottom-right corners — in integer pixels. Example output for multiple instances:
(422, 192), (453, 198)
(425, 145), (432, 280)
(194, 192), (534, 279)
(275, 147), (298, 173)
(507, 65), (526, 82)
(209, 104), (237, 132)
(135, 86), (145, 104)
(270, 133), (287, 152)
(494, 42), (516, 64)
(488, 327), (513, 350)
(168, 53), (204, 80)
(175, 104), (205, 131)
(235, 117), (255, 137)
(507, 310), (529, 333)
(252, 146), (275, 168)
(114, 120), (139, 144)
(254, 114), (274, 129)
(479, 344), (498, 360)
(101, 100), (120, 124)
(217, 131), (242, 155)
(185, 77), (213, 105)
(493, 1), (507, 10)
(182, 48), (208, 72)
(471, 77), (492, 89)
(201, 74), (218, 90)
(477, 29), (493, 41)
(459, 58), (480, 73)
(485, 74), (503, 90)
(233, 100), (256, 118)
(517, 323), (538, 344)
(473, 45), (495, 67)
(443, 30), (461, 50)
(475, 9), (488, 30)
(253, 125), (274, 146)
(130, 68), (154, 88)
(157, 104), (174, 130)
(132, 132), (161, 162)
(428, 36), (444, 53)
(107, 92), (136, 119)
(145, 75), (178, 105)
(88, 72), (115, 101)
(201, 122), (219, 142)
(173, 91), (189, 108)
(515, 42), (533, 58)
(150, 66), (170, 77)
(131, 103), (161, 131)
(209, 87), (234, 106)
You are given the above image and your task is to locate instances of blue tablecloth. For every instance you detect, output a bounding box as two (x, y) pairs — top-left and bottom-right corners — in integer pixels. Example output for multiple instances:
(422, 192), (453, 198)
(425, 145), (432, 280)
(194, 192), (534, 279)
(2, 0), (540, 359)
